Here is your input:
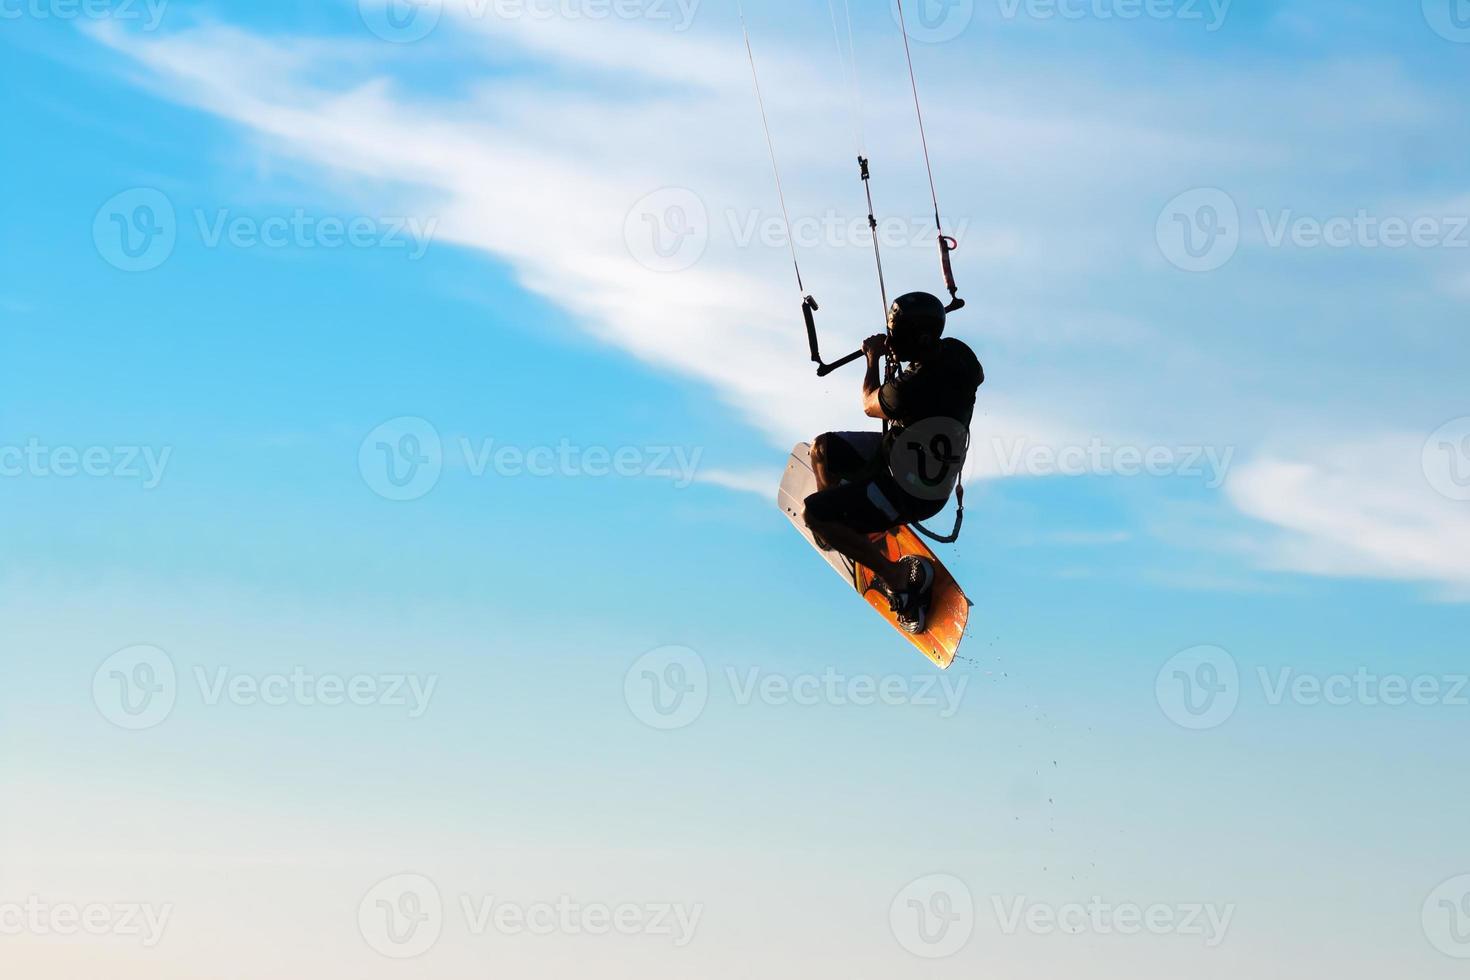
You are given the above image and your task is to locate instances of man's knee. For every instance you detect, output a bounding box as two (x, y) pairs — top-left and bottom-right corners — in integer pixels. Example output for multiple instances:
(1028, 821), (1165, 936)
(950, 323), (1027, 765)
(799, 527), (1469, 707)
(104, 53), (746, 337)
(802, 495), (837, 551)
(802, 491), (832, 531)
(811, 433), (832, 466)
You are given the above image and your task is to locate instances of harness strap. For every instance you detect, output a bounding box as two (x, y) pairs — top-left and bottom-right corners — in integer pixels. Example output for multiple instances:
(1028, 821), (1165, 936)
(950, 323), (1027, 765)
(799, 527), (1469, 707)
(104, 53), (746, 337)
(912, 480), (964, 544)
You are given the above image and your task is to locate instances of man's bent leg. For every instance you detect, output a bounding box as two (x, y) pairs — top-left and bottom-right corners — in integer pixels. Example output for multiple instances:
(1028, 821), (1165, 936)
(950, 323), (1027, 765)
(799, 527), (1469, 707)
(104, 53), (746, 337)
(810, 431), (883, 493)
(802, 477), (908, 594)
(811, 434), (834, 491)
(805, 514), (906, 594)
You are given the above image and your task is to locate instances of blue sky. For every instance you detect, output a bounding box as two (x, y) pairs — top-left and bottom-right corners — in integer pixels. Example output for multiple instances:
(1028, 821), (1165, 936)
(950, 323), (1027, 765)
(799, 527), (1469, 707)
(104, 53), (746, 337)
(1, 1), (1469, 976)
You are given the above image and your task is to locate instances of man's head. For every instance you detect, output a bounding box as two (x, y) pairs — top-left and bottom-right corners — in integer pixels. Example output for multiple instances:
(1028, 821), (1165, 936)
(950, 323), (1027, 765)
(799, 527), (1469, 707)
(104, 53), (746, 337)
(886, 291), (947, 362)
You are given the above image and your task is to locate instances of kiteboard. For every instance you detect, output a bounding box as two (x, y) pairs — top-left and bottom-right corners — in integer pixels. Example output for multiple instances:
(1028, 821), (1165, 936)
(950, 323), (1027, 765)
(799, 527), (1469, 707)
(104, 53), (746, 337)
(777, 442), (969, 669)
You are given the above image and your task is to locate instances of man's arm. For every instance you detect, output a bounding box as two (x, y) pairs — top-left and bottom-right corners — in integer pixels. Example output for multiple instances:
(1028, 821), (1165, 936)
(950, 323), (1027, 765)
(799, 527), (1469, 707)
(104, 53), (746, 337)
(861, 334), (889, 419)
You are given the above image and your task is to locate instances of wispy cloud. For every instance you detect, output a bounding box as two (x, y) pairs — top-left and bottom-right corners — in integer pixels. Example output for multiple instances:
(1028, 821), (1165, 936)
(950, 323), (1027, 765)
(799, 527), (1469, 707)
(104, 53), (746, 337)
(84, 7), (1470, 593)
(1226, 434), (1470, 598)
(85, 11), (1095, 458)
(695, 467), (781, 498)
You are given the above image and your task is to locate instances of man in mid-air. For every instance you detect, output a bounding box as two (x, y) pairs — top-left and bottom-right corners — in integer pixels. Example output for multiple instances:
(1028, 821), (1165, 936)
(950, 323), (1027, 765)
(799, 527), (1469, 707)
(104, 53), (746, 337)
(803, 291), (984, 634)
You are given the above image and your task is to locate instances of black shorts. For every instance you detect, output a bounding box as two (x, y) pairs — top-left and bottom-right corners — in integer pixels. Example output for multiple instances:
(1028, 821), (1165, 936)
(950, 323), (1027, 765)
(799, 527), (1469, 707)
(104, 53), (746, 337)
(803, 431), (943, 535)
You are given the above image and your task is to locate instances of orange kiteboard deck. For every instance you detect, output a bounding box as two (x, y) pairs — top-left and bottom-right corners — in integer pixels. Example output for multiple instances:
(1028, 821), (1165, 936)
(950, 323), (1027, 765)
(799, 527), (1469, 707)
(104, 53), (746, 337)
(777, 442), (969, 669)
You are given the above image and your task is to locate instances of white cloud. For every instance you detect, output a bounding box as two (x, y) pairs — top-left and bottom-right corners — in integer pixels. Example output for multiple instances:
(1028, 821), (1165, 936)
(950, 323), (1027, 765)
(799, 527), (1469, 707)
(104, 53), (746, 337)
(695, 467), (781, 498)
(83, 9), (1470, 595)
(88, 12), (1461, 448)
(85, 12), (1098, 457)
(1226, 434), (1470, 598)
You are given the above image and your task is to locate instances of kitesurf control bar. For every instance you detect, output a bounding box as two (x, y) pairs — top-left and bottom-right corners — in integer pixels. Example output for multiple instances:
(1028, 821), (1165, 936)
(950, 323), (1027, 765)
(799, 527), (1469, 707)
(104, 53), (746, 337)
(803, 295), (865, 377)
(817, 347), (865, 377)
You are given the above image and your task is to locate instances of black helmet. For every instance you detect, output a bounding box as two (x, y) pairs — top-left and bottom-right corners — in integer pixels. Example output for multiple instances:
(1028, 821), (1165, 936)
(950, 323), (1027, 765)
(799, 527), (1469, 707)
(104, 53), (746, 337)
(887, 291), (947, 343)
